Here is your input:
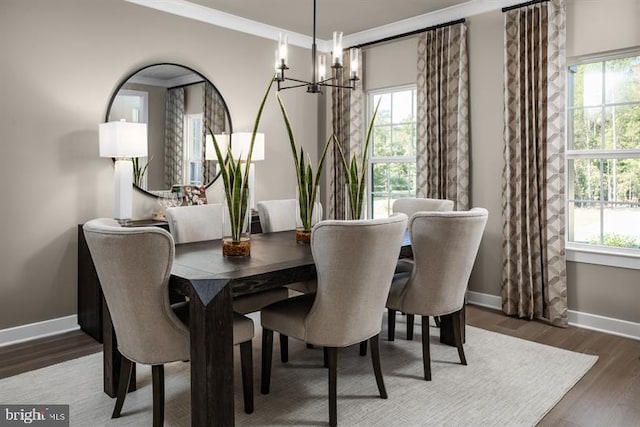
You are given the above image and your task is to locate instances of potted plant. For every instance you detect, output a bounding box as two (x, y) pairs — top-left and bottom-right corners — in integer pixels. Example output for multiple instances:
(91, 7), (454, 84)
(276, 94), (331, 243)
(208, 79), (274, 256)
(335, 100), (381, 220)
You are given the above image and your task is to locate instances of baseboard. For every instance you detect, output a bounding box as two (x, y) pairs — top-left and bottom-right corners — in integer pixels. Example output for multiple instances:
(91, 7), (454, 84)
(467, 291), (502, 310)
(466, 291), (640, 341)
(0, 315), (79, 347)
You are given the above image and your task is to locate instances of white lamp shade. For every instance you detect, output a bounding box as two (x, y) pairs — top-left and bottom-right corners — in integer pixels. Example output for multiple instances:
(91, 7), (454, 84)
(231, 132), (265, 162)
(99, 121), (148, 158)
(205, 134), (230, 161)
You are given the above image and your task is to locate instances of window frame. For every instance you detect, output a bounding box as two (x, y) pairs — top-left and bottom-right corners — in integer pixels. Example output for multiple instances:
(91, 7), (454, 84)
(184, 112), (204, 186)
(566, 48), (640, 269)
(366, 85), (418, 219)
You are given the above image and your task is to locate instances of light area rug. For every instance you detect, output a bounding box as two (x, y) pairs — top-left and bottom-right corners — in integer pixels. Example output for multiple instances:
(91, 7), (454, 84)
(0, 318), (597, 427)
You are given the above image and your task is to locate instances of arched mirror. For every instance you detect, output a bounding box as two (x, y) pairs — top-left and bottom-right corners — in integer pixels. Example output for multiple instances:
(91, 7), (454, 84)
(105, 63), (232, 197)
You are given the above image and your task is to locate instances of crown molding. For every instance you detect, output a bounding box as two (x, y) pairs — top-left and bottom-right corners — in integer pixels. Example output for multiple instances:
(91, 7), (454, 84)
(126, 0), (525, 52)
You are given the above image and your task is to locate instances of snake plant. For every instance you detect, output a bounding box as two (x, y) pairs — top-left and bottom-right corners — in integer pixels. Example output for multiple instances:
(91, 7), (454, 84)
(276, 94), (331, 232)
(335, 99), (381, 220)
(208, 78), (274, 243)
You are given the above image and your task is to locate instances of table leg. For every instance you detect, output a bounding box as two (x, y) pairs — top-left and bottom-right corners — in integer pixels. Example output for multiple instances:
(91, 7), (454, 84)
(439, 307), (466, 347)
(188, 280), (234, 426)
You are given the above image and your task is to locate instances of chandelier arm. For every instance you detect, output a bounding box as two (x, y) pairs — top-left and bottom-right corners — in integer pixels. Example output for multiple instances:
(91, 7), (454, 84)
(279, 76), (313, 85)
(277, 82), (312, 91)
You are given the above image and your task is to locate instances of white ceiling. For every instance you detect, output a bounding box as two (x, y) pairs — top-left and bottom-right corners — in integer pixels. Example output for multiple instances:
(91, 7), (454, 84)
(126, 0), (524, 49)
(189, 0), (469, 39)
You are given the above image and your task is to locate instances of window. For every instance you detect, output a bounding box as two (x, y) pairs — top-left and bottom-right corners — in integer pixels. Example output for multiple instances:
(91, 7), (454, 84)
(567, 52), (640, 256)
(368, 87), (417, 219)
(184, 113), (204, 186)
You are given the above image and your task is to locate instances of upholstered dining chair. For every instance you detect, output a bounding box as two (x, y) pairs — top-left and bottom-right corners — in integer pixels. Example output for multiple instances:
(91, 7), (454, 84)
(386, 208), (488, 381)
(260, 214), (408, 427)
(256, 198), (323, 360)
(165, 204), (289, 315)
(82, 218), (255, 425)
(257, 198), (322, 295)
(389, 197), (455, 341)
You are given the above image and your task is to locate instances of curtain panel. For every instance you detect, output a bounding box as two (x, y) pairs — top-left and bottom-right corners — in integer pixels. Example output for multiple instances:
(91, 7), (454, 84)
(203, 83), (227, 186)
(164, 87), (185, 189)
(329, 48), (364, 220)
(416, 22), (470, 211)
(502, 0), (567, 327)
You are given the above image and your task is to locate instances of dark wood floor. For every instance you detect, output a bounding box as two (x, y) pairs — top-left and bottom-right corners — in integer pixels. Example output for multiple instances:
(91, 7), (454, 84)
(1, 305), (639, 426)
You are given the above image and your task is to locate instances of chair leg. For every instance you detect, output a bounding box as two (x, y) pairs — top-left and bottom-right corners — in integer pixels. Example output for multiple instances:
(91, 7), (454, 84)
(151, 365), (164, 427)
(369, 334), (387, 399)
(323, 347), (329, 368)
(240, 340), (254, 414)
(280, 333), (289, 363)
(307, 343), (314, 349)
(421, 316), (431, 381)
(261, 328), (274, 395)
(387, 309), (396, 341)
(434, 316), (441, 328)
(452, 309), (467, 366)
(111, 355), (133, 419)
(359, 340), (367, 356)
(327, 347), (338, 427)
(406, 314), (414, 340)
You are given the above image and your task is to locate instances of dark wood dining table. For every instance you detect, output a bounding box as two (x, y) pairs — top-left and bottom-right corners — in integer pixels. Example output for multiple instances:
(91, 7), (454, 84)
(101, 229), (459, 426)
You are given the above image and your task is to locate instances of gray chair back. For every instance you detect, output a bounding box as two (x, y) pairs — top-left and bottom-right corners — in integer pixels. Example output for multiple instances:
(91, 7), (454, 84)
(257, 198), (323, 233)
(400, 208), (488, 316)
(392, 198), (454, 220)
(165, 204), (222, 243)
(305, 214), (407, 346)
(83, 218), (189, 365)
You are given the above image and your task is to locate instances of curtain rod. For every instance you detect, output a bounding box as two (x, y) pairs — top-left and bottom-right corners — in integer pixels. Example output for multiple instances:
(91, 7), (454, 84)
(167, 80), (205, 91)
(502, 0), (549, 13)
(351, 18), (465, 49)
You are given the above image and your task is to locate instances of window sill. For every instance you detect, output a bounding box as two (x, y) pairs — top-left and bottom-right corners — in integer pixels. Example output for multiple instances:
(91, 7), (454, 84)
(566, 244), (640, 270)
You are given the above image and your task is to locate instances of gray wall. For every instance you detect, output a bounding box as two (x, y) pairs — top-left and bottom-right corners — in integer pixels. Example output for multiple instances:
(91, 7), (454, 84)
(0, 0), (638, 331)
(0, 0), (318, 329)
(364, 0), (640, 323)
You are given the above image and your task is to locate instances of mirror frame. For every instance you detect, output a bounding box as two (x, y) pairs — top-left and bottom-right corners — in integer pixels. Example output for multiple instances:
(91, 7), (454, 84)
(105, 62), (232, 198)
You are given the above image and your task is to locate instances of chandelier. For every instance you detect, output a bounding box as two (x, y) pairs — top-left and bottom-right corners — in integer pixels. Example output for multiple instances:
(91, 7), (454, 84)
(274, 0), (360, 93)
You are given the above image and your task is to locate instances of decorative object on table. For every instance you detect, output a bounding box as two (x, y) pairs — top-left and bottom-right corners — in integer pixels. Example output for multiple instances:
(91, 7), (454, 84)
(180, 185), (207, 206)
(152, 191), (181, 220)
(208, 78), (274, 256)
(98, 120), (148, 225)
(206, 131), (265, 210)
(276, 94), (331, 243)
(335, 99), (381, 220)
(273, 0), (359, 94)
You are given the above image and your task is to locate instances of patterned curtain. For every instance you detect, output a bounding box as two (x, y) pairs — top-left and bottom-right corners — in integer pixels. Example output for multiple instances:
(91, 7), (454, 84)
(203, 82), (227, 185)
(502, 0), (567, 327)
(329, 48), (364, 220)
(164, 87), (185, 189)
(416, 22), (469, 210)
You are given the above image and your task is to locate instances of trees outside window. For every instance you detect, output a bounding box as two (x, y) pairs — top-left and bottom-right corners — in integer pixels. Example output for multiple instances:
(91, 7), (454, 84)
(568, 52), (640, 251)
(368, 87), (417, 218)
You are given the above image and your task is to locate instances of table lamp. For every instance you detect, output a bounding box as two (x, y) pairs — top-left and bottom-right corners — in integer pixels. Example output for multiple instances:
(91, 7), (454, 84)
(99, 120), (148, 225)
(206, 132), (265, 210)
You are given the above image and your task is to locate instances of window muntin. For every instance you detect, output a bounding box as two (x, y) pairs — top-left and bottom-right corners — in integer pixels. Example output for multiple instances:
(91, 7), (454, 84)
(567, 53), (640, 252)
(368, 87), (417, 219)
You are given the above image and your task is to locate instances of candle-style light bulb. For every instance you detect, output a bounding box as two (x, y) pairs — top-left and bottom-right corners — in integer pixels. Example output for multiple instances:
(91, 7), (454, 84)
(350, 48), (359, 79)
(332, 31), (343, 66)
(274, 49), (282, 79)
(278, 33), (289, 67)
(318, 55), (326, 81)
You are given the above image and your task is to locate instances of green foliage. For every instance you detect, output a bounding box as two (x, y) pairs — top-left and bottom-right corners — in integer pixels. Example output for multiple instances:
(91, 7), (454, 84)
(276, 94), (331, 231)
(132, 155), (153, 186)
(589, 233), (640, 249)
(207, 78), (274, 242)
(335, 99), (381, 220)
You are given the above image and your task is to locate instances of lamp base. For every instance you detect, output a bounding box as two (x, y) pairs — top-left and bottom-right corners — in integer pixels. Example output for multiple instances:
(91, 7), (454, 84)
(113, 159), (134, 223)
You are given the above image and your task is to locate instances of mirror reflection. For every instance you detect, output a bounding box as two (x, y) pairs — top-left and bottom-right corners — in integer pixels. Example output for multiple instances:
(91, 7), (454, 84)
(106, 63), (231, 196)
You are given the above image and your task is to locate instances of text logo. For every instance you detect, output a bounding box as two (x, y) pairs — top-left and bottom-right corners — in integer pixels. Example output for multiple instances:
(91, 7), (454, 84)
(0, 405), (68, 426)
